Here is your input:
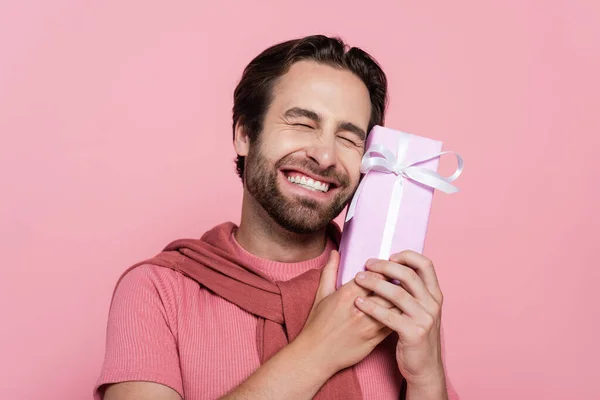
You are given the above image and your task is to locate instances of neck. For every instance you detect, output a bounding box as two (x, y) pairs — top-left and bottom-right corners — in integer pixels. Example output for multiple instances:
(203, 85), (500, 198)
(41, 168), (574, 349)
(234, 191), (329, 263)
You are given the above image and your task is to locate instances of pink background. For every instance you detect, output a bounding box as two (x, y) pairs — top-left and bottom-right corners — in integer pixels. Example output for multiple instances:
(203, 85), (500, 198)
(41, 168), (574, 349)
(1, 1), (598, 399)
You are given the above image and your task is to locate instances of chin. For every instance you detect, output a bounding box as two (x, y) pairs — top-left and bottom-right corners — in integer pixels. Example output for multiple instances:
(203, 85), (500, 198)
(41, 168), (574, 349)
(272, 209), (331, 235)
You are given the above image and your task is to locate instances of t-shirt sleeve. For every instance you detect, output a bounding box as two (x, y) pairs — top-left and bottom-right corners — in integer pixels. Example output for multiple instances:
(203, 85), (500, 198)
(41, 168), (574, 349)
(93, 265), (184, 400)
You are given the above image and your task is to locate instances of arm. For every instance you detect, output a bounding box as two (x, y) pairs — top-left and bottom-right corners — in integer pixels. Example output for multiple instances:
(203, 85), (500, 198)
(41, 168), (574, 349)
(101, 322), (335, 400)
(103, 382), (181, 400)
(405, 372), (448, 400)
(220, 335), (332, 400)
(404, 369), (459, 400)
(404, 326), (460, 400)
(97, 252), (392, 400)
(94, 266), (184, 400)
(101, 337), (332, 400)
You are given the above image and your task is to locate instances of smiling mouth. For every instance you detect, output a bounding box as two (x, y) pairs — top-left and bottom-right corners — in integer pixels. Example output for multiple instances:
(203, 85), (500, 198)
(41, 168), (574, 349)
(282, 170), (334, 193)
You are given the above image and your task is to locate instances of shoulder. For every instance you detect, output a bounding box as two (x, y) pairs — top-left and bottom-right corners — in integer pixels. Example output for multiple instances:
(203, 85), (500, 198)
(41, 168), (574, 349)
(109, 264), (201, 327)
(111, 263), (222, 316)
(117, 263), (185, 291)
(114, 264), (185, 302)
(115, 260), (210, 300)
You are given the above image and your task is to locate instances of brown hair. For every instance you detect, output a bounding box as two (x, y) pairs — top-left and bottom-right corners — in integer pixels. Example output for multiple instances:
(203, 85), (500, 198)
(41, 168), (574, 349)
(232, 35), (388, 181)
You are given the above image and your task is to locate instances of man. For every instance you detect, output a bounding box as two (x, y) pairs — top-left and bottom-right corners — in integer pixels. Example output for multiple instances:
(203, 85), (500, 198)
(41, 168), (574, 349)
(94, 35), (459, 400)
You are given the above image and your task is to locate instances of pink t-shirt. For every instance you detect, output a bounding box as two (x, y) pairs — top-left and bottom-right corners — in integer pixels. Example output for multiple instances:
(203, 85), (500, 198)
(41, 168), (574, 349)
(94, 228), (458, 399)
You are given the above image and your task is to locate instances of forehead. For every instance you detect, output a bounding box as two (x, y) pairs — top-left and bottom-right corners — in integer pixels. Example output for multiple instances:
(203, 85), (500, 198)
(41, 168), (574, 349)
(269, 60), (372, 127)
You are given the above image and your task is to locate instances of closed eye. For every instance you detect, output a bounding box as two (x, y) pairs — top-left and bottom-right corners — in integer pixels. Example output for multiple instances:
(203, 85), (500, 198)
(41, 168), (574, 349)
(293, 123), (314, 129)
(340, 136), (359, 146)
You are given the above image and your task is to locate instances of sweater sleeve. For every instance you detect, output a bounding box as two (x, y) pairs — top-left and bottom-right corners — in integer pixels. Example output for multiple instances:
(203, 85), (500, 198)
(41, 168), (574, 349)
(93, 265), (184, 400)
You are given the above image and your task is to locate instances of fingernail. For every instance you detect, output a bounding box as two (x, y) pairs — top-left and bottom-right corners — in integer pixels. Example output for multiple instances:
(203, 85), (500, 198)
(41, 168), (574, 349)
(355, 296), (365, 304)
(366, 258), (377, 266)
(356, 272), (366, 280)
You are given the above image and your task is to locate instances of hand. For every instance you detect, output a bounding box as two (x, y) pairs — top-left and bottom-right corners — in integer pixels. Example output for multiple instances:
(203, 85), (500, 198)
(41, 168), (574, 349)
(295, 250), (394, 376)
(353, 250), (446, 387)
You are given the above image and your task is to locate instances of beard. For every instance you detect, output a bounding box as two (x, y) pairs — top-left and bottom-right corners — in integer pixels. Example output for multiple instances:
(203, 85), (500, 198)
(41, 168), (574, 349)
(244, 143), (355, 234)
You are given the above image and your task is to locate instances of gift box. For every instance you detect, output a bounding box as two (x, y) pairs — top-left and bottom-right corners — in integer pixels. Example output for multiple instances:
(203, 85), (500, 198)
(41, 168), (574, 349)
(337, 125), (463, 288)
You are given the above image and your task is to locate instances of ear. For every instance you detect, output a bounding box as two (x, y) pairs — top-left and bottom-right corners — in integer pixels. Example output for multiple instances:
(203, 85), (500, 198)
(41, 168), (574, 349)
(233, 122), (250, 157)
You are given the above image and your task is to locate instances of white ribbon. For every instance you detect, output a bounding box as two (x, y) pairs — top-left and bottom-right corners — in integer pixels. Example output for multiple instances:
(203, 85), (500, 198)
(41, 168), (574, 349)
(345, 143), (464, 222)
(345, 141), (463, 259)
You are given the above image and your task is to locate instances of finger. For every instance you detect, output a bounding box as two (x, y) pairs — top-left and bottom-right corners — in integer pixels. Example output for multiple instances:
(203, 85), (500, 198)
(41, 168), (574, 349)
(361, 270), (396, 309)
(315, 250), (340, 302)
(354, 295), (410, 334)
(388, 251), (443, 303)
(341, 268), (389, 299)
(361, 269), (398, 309)
(364, 261), (439, 313)
(367, 293), (396, 309)
(356, 296), (437, 343)
(355, 271), (426, 318)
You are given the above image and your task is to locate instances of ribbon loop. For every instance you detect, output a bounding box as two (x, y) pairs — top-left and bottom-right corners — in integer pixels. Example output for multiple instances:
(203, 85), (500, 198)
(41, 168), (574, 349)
(345, 144), (463, 222)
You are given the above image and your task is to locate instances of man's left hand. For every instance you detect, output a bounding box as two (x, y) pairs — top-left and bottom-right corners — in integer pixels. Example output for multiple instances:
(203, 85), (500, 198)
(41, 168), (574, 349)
(353, 250), (447, 392)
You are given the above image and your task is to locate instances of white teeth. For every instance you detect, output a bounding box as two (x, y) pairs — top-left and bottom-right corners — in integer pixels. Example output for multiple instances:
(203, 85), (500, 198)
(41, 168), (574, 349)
(287, 174), (330, 192)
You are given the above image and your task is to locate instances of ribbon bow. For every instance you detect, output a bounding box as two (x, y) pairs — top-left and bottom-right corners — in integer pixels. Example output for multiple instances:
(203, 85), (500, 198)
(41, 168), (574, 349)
(345, 144), (464, 222)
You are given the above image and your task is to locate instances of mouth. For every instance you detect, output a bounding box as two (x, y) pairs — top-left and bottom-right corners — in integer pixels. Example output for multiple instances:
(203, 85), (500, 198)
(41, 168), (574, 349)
(280, 169), (339, 195)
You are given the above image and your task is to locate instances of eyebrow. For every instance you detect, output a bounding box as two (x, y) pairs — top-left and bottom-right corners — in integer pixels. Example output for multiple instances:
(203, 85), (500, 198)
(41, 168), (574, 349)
(284, 107), (321, 122)
(339, 121), (366, 141)
(283, 107), (367, 141)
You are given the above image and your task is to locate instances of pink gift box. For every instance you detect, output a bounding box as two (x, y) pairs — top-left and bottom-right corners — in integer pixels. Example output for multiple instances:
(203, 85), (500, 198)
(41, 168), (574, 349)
(337, 125), (461, 288)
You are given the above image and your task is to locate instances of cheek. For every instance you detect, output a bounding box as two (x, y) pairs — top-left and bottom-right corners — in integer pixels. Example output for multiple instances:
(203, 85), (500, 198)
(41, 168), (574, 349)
(263, 131), (306, 158)
(339, 150), (363, 184)
(349, 169), (362, 188)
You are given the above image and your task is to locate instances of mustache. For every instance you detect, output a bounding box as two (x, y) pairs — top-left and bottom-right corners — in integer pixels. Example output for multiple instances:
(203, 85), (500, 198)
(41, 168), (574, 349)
(275, 156), (350, 186)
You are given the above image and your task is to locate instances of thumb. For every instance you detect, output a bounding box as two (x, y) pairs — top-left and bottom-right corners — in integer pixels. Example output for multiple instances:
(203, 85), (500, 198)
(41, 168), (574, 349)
(315, 250), (340, 303)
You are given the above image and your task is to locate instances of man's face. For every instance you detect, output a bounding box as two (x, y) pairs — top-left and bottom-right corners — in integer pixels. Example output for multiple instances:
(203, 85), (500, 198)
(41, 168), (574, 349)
(239, 60), (372, 234)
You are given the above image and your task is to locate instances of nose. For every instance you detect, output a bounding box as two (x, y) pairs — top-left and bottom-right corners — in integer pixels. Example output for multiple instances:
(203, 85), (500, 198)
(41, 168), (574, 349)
(305, 135), (337, 169)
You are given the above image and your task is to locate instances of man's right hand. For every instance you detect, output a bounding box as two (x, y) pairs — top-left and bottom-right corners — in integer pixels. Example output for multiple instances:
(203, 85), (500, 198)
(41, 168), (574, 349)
(294, 250), (395, 376)
(221, 250), (397, 400)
